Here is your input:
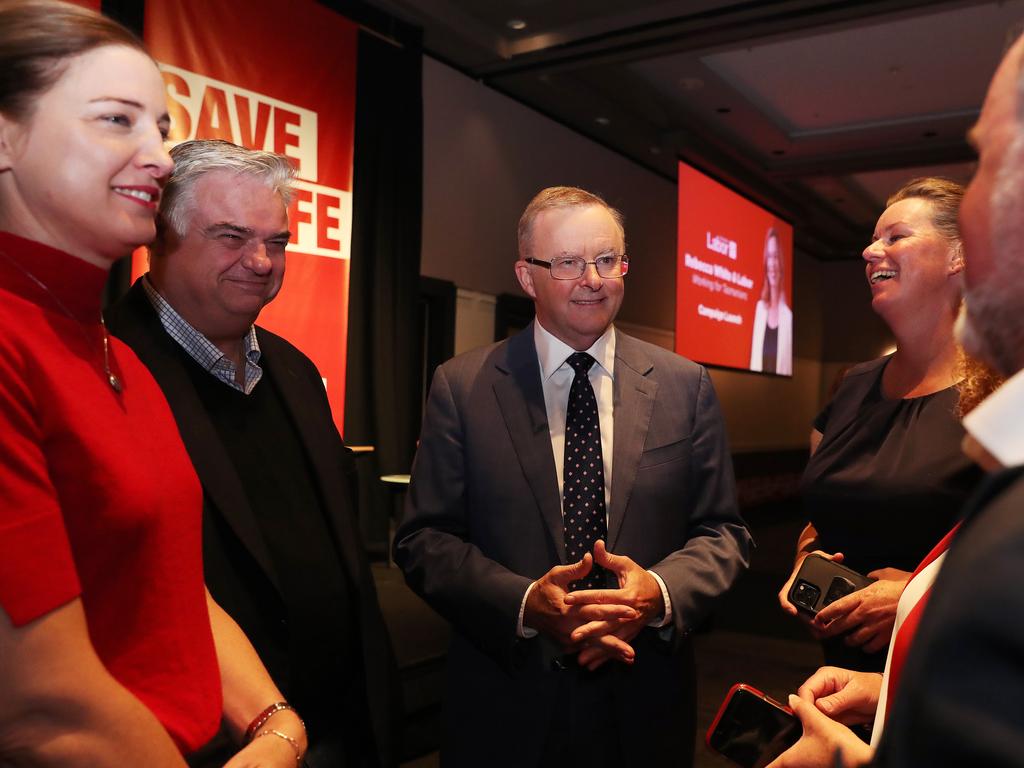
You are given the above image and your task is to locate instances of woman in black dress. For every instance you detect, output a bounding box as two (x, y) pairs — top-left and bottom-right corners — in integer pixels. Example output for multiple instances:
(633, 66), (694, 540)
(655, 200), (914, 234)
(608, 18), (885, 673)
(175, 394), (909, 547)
(778, 177), (983, 672)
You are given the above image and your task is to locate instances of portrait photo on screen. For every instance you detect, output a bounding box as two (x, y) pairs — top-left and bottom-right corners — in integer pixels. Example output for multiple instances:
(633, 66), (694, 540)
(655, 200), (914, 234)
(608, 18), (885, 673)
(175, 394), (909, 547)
(675, 161), (794, 376)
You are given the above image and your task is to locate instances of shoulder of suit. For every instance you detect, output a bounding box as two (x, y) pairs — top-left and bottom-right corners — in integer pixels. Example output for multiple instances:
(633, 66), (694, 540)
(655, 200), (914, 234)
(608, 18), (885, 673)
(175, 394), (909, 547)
(616, 329), (705, 379)
(104, 279), (147, 324)
(254, 325), (319, 371)
(437, 337), (512, 377)
(104, 282), (163, 347)
(254, 324), (297, 352)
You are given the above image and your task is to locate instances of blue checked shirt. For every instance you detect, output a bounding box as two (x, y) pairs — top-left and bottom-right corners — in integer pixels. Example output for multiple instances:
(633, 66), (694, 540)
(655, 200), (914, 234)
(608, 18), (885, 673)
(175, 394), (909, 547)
(142, 276), (263, 395)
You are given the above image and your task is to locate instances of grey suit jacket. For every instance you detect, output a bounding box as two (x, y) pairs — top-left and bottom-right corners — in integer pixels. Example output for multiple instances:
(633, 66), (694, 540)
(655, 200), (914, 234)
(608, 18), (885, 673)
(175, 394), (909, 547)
(395, 324), (750, 767)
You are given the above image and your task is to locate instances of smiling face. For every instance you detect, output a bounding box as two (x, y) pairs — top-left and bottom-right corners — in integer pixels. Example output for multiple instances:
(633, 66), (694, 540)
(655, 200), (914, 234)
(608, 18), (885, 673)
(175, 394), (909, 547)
(861, 196), (962, 326)
(0, 45), (172, 267)
(514, 204), (625, 351)
(149, 170), (290, 348)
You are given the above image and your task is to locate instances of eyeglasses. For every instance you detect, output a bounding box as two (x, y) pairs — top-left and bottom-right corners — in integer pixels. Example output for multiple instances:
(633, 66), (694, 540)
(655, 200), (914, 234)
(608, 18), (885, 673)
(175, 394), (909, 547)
(524, 254), (629, 280)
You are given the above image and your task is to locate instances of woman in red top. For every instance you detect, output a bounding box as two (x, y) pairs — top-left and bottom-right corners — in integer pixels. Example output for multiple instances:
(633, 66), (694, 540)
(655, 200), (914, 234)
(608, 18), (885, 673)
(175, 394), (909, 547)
(0, 2), (305, 765)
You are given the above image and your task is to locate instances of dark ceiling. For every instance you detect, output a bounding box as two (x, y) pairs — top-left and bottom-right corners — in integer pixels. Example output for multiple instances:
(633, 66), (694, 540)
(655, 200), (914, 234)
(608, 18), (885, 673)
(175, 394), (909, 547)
(354, 0), (1020, 259)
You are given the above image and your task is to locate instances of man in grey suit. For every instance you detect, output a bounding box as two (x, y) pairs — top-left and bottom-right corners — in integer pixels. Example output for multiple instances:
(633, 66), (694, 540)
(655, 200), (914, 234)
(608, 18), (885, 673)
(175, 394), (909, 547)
(395, 186), (751, 767)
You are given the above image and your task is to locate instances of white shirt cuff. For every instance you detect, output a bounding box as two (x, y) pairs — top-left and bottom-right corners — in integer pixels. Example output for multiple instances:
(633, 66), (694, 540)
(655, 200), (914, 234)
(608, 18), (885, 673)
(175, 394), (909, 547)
(647, 570), (673, 628)
(517, 581), (539, 638)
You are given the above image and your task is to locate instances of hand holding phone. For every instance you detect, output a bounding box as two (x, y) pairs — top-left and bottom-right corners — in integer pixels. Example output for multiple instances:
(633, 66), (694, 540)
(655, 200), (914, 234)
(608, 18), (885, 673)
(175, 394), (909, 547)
(788, 554), (873, 617)
(706, 684), (801, 768)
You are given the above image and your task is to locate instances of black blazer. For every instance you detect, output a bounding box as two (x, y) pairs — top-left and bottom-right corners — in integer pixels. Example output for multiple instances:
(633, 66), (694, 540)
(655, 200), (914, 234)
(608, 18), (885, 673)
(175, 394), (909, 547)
(107, 280), (401, 767)
(874, 465), (1024, 767)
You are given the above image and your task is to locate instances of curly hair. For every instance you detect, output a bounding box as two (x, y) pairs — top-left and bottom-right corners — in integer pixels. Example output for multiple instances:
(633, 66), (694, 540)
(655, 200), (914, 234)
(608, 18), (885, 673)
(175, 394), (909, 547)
(955, 352), (1005, 417)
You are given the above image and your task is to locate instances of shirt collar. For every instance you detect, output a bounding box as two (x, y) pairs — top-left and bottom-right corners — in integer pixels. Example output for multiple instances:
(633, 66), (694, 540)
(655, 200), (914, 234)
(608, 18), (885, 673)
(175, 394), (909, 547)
(963, 367), (1024, 468)
(141, 274), (262, 367)
(533, 319), (616, 380)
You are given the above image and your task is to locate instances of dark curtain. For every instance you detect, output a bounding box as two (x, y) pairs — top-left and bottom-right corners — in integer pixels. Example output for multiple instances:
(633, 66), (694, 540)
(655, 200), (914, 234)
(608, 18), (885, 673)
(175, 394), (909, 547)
(343, 27), (423, 478)
(100, 0), (144, 307)
(100, 0), (143, 36)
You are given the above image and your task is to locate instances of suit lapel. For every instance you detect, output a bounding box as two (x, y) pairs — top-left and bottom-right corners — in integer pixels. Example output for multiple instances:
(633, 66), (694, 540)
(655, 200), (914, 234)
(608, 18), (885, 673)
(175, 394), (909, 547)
(608, 333), (656, 550)
(259, 334), (368, 590)
(492, 329), (566, 563)
(959, 465), (1024, 530)
(108, 283), (282, 593)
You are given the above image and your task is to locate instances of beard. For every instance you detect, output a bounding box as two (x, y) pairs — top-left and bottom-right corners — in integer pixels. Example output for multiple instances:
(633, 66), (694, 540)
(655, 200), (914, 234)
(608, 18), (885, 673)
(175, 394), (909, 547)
(956, 131), (1024, 376)
(958, 278), (1024, 376)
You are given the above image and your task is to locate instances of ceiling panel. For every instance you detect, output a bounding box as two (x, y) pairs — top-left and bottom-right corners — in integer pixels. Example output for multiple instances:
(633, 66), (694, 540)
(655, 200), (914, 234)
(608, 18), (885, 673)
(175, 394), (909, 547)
(851, 161), (978, 208)
(699, 1), (1022, 134)
(353, 0), (1010, 258)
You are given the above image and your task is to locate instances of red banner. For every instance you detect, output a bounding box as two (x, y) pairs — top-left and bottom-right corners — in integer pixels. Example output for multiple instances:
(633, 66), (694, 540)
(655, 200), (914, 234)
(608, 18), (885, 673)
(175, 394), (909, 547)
(141, 0), (356, 432)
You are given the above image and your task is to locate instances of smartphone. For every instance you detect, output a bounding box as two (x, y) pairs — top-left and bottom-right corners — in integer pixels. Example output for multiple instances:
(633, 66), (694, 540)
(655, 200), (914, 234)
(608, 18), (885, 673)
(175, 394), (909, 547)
(788, 554), (874, 616)
(706, 683), (801, 768)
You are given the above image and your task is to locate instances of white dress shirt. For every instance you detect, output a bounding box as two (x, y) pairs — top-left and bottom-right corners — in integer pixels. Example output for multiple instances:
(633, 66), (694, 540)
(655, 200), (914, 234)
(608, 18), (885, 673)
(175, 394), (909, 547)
(517, 320), (672, 637)
(963, 366), (1024, 467)
(535, 320), (616, 514)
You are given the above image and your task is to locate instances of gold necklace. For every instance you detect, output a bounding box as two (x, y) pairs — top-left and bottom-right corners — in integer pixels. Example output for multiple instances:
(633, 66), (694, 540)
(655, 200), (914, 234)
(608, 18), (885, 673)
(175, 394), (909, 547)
(0, 248), (123, 393)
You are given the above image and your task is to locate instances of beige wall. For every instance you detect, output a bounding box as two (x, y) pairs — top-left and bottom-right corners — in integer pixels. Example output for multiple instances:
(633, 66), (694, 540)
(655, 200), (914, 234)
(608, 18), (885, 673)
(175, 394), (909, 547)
(424, 56), (885, 452)
(421, 57), (676, 331)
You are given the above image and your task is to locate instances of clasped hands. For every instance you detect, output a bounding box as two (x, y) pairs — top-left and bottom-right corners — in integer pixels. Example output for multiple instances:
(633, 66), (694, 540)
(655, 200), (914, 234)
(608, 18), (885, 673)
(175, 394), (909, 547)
(524, 540), (664, 671)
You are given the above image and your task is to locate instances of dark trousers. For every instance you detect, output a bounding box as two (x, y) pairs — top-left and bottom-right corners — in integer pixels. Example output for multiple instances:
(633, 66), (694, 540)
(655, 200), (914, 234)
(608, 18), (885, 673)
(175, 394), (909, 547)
(538, 660), (624, 768)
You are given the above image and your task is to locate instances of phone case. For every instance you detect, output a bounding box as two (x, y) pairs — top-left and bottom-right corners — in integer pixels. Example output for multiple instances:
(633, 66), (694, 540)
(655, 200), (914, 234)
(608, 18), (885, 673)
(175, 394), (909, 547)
(788, 554), (874, 616)
(706, 684), (800, 768)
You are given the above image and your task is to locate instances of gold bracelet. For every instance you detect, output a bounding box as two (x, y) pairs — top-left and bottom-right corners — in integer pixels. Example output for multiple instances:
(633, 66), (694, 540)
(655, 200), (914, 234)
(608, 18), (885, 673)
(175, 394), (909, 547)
(244, 701), (295, 743)
(255, 728), (302, 765)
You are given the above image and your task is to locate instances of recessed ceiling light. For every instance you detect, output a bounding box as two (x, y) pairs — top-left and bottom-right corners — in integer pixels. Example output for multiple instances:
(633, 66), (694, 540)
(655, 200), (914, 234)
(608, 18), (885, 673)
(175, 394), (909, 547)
(507, 18), (527, 31)
(716, 107), (731, 114)
(922, 130), (938, 138)
(772, 149), (786, 156)
(595, 116), (611, 126)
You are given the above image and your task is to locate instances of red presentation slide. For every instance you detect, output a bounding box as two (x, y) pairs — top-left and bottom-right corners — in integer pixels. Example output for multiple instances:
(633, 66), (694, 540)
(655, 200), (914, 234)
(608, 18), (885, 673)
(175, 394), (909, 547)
(675, 162), (794, 376)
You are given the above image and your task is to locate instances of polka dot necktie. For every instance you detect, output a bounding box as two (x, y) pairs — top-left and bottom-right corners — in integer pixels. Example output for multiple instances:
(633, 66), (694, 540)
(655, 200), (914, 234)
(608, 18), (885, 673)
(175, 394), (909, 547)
(563, 352), (608, 590)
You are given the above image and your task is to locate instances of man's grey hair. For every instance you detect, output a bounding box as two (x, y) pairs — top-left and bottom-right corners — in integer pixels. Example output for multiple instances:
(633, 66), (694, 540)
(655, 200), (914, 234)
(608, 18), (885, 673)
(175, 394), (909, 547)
(517, 186), (625, 260)
(155, 139), (296, 248)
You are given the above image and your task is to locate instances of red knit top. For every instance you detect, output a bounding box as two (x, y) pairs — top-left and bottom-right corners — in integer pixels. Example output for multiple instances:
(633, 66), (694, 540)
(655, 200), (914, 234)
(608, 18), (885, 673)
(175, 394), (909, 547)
(0, 232), (221, 753)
